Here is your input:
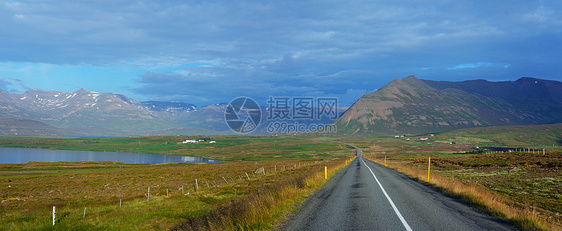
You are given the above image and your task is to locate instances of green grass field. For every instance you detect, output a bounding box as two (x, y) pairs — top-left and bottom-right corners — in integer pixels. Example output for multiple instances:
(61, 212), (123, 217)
(0, 135), (355, 230)
(0, 135), (352, 161)
(1, 160), (351, 230)
(1, 124), (561, 230)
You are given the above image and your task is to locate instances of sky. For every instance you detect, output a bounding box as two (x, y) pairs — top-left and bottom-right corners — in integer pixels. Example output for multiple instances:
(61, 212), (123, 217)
(0, 0), (561, 107)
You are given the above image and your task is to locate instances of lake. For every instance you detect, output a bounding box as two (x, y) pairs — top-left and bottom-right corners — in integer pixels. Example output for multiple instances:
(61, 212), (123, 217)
(0, 147), (222, 164)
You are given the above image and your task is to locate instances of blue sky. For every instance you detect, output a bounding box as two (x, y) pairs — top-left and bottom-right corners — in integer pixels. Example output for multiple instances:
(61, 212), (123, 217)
(1, 0), (561, 106)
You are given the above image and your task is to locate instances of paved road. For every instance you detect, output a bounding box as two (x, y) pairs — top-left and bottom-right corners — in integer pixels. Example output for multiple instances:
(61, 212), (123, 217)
(279, 145), (518, 231)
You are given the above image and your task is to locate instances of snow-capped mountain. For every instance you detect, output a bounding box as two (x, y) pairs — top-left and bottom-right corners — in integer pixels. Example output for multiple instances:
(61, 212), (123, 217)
(0, 88), (227, 136)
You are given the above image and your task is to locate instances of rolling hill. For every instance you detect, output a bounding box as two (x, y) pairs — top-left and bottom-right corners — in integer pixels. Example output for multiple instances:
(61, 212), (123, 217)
(335, 76), (562, 135)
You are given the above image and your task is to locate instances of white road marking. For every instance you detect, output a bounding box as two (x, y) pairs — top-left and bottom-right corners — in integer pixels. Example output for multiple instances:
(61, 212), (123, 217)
(360, 156), (413, 231)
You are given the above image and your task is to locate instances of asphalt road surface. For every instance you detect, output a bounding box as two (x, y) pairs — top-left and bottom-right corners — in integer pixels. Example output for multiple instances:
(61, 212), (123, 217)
(279, 145), (518, 231)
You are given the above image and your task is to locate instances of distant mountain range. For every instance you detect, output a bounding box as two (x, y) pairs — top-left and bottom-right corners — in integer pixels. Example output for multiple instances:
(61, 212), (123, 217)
(1, 76), (561, 136)
(334, 76), (562, 134)
(0, 88), (229, 136)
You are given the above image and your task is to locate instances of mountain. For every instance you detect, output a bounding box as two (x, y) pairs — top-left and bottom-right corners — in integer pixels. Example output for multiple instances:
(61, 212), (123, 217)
(140, 101), (198, 112)
(4, 75), (559, 136)
(0, 117), (77, 136)
(334, 76), (562, 135)
(0, 89), (230, 136)
(0, 88), (176, 136)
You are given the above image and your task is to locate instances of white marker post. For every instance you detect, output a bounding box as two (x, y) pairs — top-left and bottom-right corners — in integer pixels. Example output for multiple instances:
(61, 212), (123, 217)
(52, 206), (56, 226)
(148, 187), (150, 201)
(195, 179), (199, 192)
(120, 199), (122, 208)
(83, 207), (87, 218)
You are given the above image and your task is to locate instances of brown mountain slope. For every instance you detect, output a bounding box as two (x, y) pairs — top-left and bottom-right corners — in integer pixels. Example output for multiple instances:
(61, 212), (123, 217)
(0, 117), (76, 136)
(334, 76), (562, 135)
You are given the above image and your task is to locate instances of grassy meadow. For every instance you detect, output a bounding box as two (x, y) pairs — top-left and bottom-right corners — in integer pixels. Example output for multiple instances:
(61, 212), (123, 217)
(1, 124), (561, 230)
(0, 135), (355, 230)
(0, 135), (350, 161)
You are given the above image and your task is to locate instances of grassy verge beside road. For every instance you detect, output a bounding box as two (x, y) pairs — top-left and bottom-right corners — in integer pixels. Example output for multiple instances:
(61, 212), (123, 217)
(0, 159), (355, 230)
(365, 150), (562, 231)
(172, 157), (355, 230)
(0, 135), (355, 230)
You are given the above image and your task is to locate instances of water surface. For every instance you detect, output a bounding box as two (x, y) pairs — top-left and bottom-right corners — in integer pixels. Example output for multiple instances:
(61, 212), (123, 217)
(0, 147), (221, 164)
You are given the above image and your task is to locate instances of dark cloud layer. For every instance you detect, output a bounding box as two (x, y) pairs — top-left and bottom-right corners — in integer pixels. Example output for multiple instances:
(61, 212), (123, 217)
(1, 0), (561, 106)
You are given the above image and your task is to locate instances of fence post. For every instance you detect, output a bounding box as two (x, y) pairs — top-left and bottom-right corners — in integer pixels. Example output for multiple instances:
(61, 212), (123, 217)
(83, 207), (87, 218)
(52, 206), (56, 226)
(195, 179), (199, 192)
(325, 166), (327, 179)
(246, 172), (250, 180)
(148, 187), (150, 201)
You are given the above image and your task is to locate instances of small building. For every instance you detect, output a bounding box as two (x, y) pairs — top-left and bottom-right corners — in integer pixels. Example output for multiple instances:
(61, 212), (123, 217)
(209, 141), (216, 144)
(418, 137), (429, 141)
(182, 139), (198, 143)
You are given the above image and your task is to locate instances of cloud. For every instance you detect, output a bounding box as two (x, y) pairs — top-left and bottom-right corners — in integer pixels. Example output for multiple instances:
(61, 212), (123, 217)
(0, 77), (30, 92)
(448, 62), (508, 70)
(0, 0), (560, 105)
(1, 0), (556, 66)
(132, 64), (381, 106)
(0, 78), (12, 90)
